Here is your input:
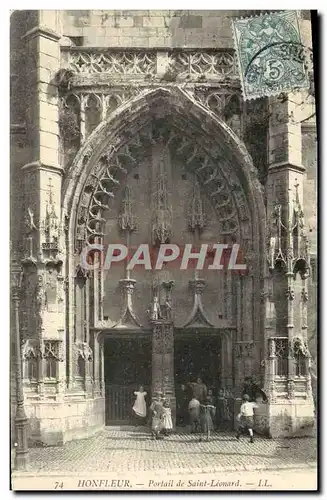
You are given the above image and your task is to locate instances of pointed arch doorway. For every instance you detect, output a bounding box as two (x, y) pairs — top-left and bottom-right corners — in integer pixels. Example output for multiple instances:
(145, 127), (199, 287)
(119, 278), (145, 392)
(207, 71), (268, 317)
(63, 87), (265, 427)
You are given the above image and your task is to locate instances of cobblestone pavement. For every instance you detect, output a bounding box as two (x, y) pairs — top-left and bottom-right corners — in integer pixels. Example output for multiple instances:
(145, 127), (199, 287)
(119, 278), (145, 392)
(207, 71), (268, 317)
(12, 427), (317, 477)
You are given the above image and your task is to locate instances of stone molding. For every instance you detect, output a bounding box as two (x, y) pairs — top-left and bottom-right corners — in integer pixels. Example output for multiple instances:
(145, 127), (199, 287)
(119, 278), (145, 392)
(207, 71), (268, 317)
(22, 25), (61, 43)
(63, 47), (239, 83)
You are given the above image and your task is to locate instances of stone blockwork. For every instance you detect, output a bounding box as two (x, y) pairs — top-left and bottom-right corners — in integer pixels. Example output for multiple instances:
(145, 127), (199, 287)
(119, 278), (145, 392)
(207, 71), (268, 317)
(61, 10), (256, 49)
(26, 397), (105, 446)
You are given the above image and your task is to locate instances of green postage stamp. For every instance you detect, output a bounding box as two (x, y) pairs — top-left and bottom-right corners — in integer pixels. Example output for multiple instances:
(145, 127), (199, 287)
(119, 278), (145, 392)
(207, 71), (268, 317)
(232, 11), (310, 100)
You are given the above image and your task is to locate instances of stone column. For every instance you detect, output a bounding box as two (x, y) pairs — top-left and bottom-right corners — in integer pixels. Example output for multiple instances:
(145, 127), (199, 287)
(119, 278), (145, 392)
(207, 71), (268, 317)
(21, 10), (64, 355)
(92, 332), (100, 397)
(17, 13), (70, 444)
(150, 280), (176, 426)
(151, 321), (176, 426)
(100, 341), (105, 398)
(265, 92), (315, 436)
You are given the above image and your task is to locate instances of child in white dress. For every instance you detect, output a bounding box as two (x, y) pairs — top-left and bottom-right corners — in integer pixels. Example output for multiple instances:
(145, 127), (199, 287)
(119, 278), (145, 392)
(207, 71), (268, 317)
(162, 399), (173, 435)
(132, 385), (147, 426)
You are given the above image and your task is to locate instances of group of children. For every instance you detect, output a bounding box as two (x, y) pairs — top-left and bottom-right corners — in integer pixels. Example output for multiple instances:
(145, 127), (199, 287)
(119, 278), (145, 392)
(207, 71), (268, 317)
(132, 386), (173, 439)
(133, 386), (258, 442)
(149, 392), (173, 439)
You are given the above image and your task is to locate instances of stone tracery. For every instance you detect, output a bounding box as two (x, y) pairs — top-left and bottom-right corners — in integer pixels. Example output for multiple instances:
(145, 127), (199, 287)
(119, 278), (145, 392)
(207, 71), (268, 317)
(74, 119), (252, 252)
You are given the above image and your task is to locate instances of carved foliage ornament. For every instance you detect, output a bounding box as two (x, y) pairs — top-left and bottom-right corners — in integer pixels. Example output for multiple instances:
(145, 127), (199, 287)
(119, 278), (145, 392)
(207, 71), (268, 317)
(290, 337), (310, 358)
(152, 324), (173, 354)
(74, 342), (93, 361)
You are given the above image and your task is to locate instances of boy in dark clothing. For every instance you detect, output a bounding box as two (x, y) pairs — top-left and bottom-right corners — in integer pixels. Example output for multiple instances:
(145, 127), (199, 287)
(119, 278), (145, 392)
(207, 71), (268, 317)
(236, 394), (258, 443)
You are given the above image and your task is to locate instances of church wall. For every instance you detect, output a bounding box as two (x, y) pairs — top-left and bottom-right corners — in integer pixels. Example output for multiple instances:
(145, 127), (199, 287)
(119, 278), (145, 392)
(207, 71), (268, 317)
(61, 10), (256, 49)
(301, 124), (317, 401)
(25, 397), (104, 446)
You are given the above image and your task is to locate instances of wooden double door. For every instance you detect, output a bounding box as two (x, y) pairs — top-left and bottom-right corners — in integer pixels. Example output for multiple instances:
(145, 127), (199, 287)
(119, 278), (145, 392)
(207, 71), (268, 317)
(104, 337), (152, 424)
(174, 335), (222, 390)
(104, 334), (223, 424)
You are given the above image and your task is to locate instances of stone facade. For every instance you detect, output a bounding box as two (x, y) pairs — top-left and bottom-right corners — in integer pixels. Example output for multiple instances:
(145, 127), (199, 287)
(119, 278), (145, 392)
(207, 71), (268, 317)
(10, 10), (317, 445)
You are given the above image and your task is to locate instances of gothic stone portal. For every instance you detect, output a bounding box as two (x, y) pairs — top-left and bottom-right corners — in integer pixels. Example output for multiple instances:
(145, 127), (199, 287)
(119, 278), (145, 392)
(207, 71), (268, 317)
(63, 88), (265, 439)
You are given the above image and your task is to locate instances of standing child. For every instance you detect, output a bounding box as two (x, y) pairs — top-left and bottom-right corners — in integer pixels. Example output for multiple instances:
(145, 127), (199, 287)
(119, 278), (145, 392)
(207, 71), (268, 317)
(199, 396), (216, 441)
(162, 398), (173, 435)
(188, 397), (201, 434)
(216, 388), (231, 430)
(236, 393), (258, 443)
(132, 385), (147, 426)
(150, 393), (164, 440)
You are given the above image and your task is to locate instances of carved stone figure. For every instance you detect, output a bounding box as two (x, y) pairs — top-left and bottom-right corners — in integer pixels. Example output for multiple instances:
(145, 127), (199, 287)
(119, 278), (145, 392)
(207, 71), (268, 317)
(147, 295), (162, 321)
(25, 207), (38, 233)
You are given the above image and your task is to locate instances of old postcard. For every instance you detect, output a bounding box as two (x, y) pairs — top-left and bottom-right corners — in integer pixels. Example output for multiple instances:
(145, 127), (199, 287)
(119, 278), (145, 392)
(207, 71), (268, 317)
(10, 9), (318, 491)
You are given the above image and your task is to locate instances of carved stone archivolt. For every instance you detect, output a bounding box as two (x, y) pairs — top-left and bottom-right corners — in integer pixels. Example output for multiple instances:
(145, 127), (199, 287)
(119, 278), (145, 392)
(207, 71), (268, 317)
(62, 87), (264, 259)
(60, 88), (142, 143)
(191, 88), (242, 136)
(74, 118), (250, 252)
